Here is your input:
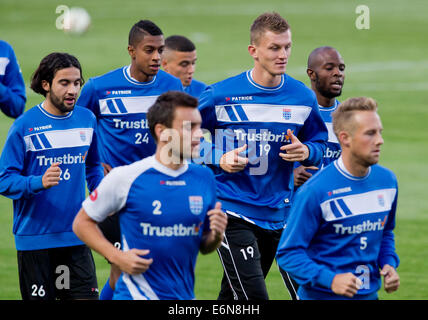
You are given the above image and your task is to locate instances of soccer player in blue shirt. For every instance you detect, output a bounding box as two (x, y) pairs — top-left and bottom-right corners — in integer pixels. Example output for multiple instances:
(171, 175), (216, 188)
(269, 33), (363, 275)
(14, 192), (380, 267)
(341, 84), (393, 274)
(280, 46), (346, 298)
(77, 20), (183, 299)
(0, 52), (104, 300)
(0, 40), (26, 118)
(162, 35), (207, 98)
(198, 12), (328, 300)
(276, 97), (400, 300)
(294, 46), (345, 186)
(73, 91), (228, 300)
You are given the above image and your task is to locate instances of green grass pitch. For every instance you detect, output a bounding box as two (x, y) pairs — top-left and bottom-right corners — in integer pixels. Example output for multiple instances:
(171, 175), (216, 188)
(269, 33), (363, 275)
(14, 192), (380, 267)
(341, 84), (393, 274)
(0, 0), (427, 300)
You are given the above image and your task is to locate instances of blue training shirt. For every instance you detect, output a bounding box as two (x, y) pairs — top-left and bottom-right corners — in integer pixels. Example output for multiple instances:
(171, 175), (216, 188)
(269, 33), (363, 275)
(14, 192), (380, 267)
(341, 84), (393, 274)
(184, 78), (207, 98)
(82, 156), (217, 300)
(0, 40), (26, 118)
(318, 99), (341, 169)
(296, 99), (341, 177)
(276, 157), (400, 300)
(198, 69), (328, 229)
(0, 104), (104, 250)
(77, 66), (183, 168)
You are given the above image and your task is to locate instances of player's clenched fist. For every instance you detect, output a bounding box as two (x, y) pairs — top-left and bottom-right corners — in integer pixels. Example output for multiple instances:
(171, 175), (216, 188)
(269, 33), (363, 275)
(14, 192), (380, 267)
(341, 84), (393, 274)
(331, 272), (362, 298)
(114, 249), (153, 275)
(42, 162), (61, 189)
(381, 264), (400, 293)
(220, 144), (248, 173)
(199, 202), (228, 254)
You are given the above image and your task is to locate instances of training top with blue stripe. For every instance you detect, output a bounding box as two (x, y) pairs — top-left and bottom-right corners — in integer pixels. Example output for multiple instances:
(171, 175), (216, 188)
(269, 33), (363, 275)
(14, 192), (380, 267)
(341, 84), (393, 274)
(276, 157), (400, 300)
(318, 99), (341, 168)
(82, 156), (217, 300)
(77, 66), (183, 167)
(0, 103), (104, 250)
(198, 69), (328, 229)
(184, 78), (207, 98)
(297, 99), (342, 176)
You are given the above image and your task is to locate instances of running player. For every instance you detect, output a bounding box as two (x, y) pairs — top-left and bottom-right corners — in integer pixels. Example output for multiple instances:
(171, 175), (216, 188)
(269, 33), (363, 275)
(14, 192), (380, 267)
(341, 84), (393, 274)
(294, 46), (345, 187)
(73, 91), (227, 300)
(198, 12), (328, 300)
(77, 20), (183, 299)
(276, 97), (400, 300)
(162, 35), (207, 98)
(0, 52), (104, 300)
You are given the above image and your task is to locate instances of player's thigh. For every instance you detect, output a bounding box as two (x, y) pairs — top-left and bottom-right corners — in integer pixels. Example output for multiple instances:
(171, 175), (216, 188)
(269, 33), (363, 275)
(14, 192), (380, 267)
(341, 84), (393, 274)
(17, 249), (57, 300)
(53, 245), (99, 300)
(218, 217), (267, 299)
(220, 217), (261, 264)
(257, 228), (283, 277)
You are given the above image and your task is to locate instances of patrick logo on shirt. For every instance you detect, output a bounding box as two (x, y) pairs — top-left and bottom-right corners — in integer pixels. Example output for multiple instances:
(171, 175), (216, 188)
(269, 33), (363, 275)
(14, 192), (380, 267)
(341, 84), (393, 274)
(89, 189), (98, 201)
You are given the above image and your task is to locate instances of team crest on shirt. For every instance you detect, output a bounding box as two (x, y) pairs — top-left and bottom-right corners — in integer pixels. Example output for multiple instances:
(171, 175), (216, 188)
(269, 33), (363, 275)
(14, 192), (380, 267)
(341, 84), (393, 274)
(283, 108), (292, 120)
(189, 196), (203, 215)
(377, 194), (385, 207)
(80, 131), (86, 142)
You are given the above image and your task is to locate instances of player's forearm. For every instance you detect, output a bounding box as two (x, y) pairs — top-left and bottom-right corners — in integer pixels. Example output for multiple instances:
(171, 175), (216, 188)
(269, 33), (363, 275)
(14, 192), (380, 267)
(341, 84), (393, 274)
(0, 82), (26, 118)
(277, 246), (336, 289)
(378, 230), (400, 269)
(200, 231), (223, 254)
(72, 208), (119, 263)
(300, 141), (325, 167)
(0, 171), (44, 200)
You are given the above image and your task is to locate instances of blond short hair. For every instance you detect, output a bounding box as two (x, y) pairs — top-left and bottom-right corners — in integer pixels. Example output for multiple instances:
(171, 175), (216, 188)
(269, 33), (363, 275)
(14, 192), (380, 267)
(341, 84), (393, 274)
(250, 12), (290, 45)
(332, 97), (378, 137)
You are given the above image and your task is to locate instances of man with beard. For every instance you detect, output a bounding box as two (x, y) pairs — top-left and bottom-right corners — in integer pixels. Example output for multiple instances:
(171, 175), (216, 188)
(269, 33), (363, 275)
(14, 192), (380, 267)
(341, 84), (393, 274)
(294, 46), (345, 187)
(277, 97), (400, 300)
(278, 47), (346, 298)
(0, 52), (104, 300)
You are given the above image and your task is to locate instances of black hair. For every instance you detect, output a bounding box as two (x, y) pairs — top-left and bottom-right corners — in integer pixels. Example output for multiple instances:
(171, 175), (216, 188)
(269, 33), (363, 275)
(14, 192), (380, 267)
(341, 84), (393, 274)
(147, 91), (198, 142)
(164, 35), (196, 52)
(128, 20), (163, 46)
(30, 52), (83, 97)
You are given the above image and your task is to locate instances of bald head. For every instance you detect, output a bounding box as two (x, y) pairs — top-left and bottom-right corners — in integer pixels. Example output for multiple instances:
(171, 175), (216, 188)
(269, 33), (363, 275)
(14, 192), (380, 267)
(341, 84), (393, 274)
(307, 46), (342, 70)
(307, 46), (345, 105)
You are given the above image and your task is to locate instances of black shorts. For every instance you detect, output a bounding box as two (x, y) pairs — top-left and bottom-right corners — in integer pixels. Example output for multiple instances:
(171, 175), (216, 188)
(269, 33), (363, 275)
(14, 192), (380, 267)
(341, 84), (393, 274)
(17, 245), (99, 300)
(217, 215), (298, 300)
(98, 214), (121, 250)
